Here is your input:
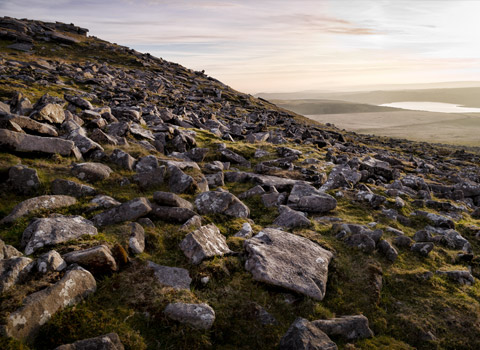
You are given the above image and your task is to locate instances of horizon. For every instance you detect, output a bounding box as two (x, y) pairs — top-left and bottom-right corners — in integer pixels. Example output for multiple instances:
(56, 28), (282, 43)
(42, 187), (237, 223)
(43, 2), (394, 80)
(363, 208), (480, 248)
(2, 0), (480, 94)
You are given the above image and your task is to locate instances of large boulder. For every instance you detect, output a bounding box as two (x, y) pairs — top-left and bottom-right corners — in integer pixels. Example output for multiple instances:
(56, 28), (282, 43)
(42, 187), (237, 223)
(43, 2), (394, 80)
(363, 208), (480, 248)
(153, 191), (194, 210)
(0, 239), (22, 259)
(55, 333), (124, 350)
(146, 261), (191, 290)
(179, 224), (231, 265)
(63, 245), (117, 275)
(21, 215), (98, 255)
(1, 195), (77, 224)
(312, 315), (374, 341)
(279, 318), (337, 350)
(110, 149), (136, 171)
(0, 129), (81, 159)
(273, 206), (311, 229)
(91, 197), (152, 227)
(11, 115), (58, 137)
(31, 103), (65, 124)
(51, 179), (96, 197)
(71, 162), (113, 183)
(195, 190), (249, 218)
(150, 205), (197, 224)
(244, 228), (333, 300)
(7, 164), (41, 194)
(164, 303), (215, 330)
(320, 165), (362, 192)
(2, 266), (96, 342)
(287, 184), (337, 214)
(128, 223), (145, 254)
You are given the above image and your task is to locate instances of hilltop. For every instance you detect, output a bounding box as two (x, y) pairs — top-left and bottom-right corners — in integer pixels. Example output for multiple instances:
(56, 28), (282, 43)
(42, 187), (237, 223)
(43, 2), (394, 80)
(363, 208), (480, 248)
(1, 17), (480, 350)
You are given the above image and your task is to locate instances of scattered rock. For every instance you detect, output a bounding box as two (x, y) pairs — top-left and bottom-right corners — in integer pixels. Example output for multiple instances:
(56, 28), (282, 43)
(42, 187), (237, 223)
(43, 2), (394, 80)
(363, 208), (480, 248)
(3, 266), (96, 342)
(147, 261), (191, 290)
(51, 179), (96, 197)
(195, 190), (249, 218)
(179, 224), (231, 264)
(279, 318), (337, 350)
(244, 228), (333, 300)
(0, 257), (33, 293)
(164, 303), (215, 330)
(54, 333), (124, 350)
(312, 315), (374, 341)
(1, 195), (77, 224)
(7, 164), (41, 194)
(129, 222), (145, 254)
(92, 197), (152, 227)
(21, 215), (97, 255)
(71, 162), (113, 182)
(273, 206), (311, 229)
(63, 245), (117, 274)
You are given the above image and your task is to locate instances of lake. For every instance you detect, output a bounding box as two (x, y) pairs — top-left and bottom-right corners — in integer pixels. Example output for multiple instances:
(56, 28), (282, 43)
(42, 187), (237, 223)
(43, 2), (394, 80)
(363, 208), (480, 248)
(380, 101), (480, 113)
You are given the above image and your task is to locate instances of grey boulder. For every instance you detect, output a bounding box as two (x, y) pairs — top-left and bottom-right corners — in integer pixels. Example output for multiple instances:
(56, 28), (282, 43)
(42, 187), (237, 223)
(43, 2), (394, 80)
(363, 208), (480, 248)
(153, 191), (194, 210)
(244, 228), (333, 300)
(273, 206), (311, 229)
(21, 215), (98, 255)
(129, 222), (145, 254)
(0, 257), (33, 293)
(147, 261), (191, 290)
(55, 333), (124, 350)
(63, 245), (117, 274)
(71, 162), (113, 182)
(51, 179), (96, 197)
(312, 315), (374, 341)
(179, 224), (231, 264)
(92, 197), (152, 227)
(1, 195), (77, 224)
(2, 266), (96, 342)
(287, 184), (337, 213)
(195, 190), (249, 218)
(8, 164), (41, 194)
(164, 303), (215, 330)
(279, 318), (337, 350)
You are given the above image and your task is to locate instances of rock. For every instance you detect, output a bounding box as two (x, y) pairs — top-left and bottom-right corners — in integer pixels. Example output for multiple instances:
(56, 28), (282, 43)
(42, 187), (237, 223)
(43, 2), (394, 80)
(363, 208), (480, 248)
(181, 215), (203, 230)
(220, 148), (250, 166)
(244, 228), (333, 300)
(90, 195), (120, 210)
(252, 304), (277, 325)
(360, 156), (397, 181)
(436, 270), (475, 285)
(440, 230), (472, 253)
(63, 245), (117, 274)
(179, 224), (231, 264)
(393, 235), (413, 248)
(36, 250), (66, 274)
(0, 257), (33, 293)
(287, 184), (337, 213)
(110, 149), (136, 171)
(71, 162), (113, 182)
(21, 215), (98, 255)
(51, 179), (96, 197)
(168, 165), (196, 194)
(90, 128), (118, 146)
(8, 164), (41, 194)
(146, 261), (191, 290)
(133, 166), (166, 189)
(312, 315), (374, 341)
(68, 133), (103, 156)
(273, 206), (311, 229)
(185, 147), (209, 162)
(64, 94), (93, 110)
(153, 191), (193, 210)
(164, 303), (215, 330)
(11, 116), (58, 136)
(1, 195), (77, 224)
(195, 190), (249, 218)
(411, 242), (434, 257)
(234, 222), (253, 238)
(238, 185), (266, 199)
(54, 333), (124, 350)
(150, 205), (197, 223)
(0, 239), (22, 259)
(2, 266), (96, 342)
(92, 197), (152, 227)
(279, 318), (337, 350)
(129, 222), (145, 254)
(320, 165), (362, 191)
(31, 103), (65, 124)
(344, 234), (376, 254)
(377, 240), (398, 262)
(205, 172), (225, 188)
(414, 211), (455, 229)
(0, 129), (81, 159)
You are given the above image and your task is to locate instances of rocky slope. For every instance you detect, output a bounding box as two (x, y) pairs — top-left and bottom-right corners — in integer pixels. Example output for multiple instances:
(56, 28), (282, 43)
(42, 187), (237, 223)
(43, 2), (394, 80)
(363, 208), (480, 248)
(1, 16), (480, 350)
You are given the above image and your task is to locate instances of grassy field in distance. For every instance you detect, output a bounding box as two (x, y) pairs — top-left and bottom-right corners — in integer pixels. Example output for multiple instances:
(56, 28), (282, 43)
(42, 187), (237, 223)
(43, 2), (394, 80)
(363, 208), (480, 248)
(307, 110), (480, 146)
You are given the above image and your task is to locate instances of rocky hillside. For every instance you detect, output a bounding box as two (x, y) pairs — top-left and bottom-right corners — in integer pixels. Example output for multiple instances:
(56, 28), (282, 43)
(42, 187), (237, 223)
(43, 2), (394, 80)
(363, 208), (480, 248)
(1, 16), (480, 350)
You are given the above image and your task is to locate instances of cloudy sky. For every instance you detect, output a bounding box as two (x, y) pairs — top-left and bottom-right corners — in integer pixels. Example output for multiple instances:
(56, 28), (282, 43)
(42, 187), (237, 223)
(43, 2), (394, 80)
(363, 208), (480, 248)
(2, 0), (480, 93)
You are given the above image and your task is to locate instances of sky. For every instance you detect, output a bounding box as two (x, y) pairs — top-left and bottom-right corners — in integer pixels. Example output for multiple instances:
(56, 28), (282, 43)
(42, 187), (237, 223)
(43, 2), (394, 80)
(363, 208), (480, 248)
(2, 0), (480, 94)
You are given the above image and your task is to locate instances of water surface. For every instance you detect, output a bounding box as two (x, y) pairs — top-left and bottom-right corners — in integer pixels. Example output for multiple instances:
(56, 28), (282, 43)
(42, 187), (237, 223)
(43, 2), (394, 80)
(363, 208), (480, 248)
(380, 101), (480, 113)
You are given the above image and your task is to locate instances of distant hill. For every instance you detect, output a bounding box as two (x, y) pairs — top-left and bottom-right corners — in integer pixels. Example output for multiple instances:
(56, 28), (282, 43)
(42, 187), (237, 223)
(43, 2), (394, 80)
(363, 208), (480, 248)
(258, 86), (480, 108)
(272, 99), (400, 115)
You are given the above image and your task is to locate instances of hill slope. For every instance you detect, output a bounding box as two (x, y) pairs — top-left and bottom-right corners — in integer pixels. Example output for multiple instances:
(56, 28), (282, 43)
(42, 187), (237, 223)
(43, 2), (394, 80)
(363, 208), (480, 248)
(1, 16), (480, 350)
